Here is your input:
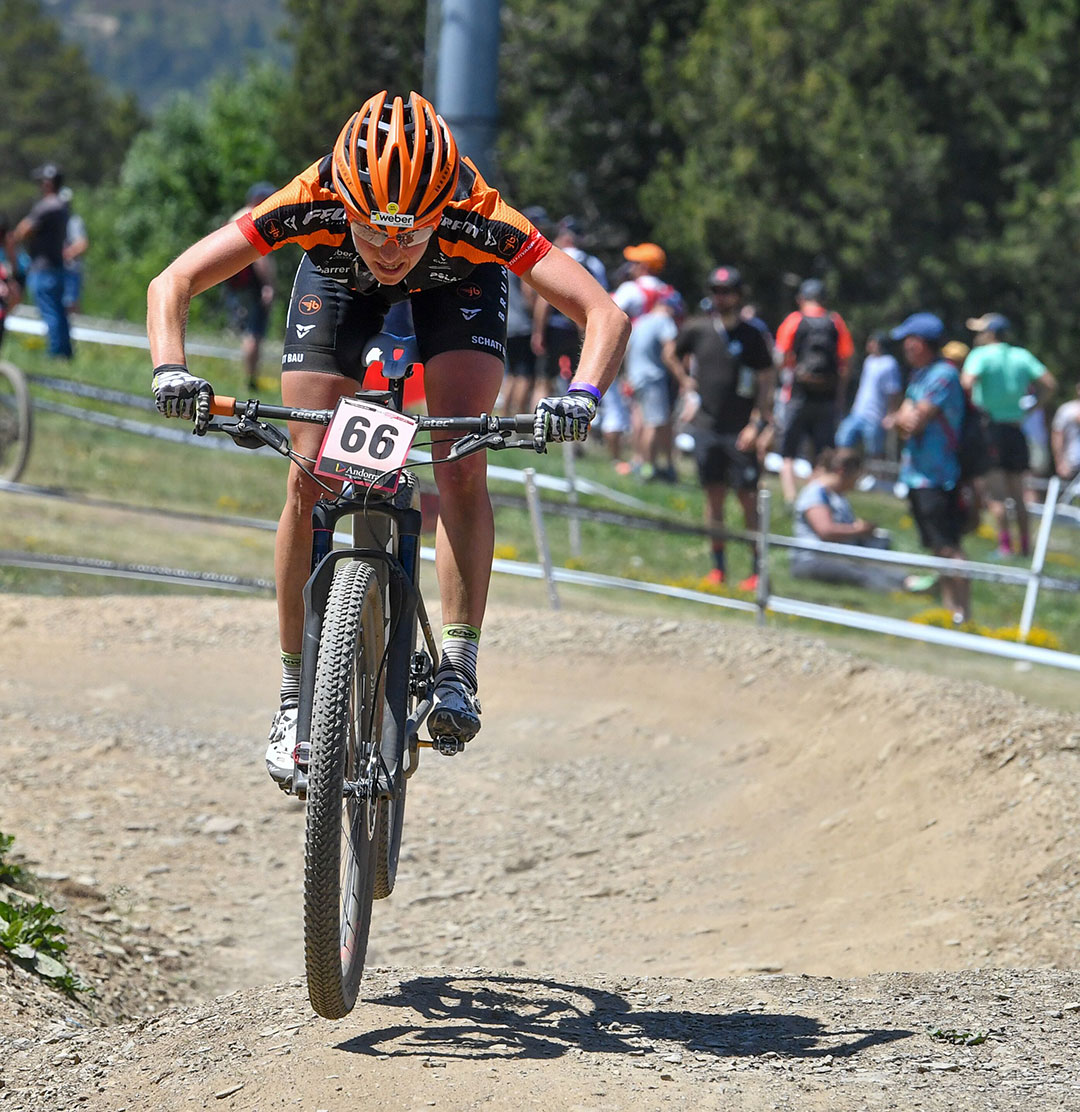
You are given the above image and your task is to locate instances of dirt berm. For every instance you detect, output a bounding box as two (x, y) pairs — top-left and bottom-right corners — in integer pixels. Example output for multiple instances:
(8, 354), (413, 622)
(1, 595), (1079, 1110)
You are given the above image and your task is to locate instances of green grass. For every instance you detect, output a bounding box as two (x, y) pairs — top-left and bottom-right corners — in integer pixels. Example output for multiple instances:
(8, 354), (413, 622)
(4, 328), (1080, 656)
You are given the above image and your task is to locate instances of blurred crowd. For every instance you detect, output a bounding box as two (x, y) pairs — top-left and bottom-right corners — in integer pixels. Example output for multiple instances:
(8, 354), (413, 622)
(506, 212), (1080, 624)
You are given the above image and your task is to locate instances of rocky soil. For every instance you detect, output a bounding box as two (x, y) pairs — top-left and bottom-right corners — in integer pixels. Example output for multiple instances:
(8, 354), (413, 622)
(0, 595), (1078, 1110)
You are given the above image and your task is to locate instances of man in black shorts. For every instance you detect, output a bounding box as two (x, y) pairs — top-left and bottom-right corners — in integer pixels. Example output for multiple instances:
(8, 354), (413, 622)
(675, 265), (774, 590)
(147, 91), (629, 789)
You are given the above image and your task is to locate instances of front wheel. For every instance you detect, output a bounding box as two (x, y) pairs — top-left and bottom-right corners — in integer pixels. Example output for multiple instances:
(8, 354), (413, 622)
(304, 559), (386, 1019)
(0, 361), (33, 483)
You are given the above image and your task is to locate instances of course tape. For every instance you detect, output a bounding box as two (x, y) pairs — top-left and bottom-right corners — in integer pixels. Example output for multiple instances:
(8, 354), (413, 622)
(19, 371), (1080, 592)
(0, 549), (274, 593)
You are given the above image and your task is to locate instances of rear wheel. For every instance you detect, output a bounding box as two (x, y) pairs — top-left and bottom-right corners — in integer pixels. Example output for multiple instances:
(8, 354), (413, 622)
(0, 362), (32, 483)
(304, 559), (386, 1019)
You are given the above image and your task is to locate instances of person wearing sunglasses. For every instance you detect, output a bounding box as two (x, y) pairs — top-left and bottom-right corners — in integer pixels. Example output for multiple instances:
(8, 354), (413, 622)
(147, 91), (629, 787)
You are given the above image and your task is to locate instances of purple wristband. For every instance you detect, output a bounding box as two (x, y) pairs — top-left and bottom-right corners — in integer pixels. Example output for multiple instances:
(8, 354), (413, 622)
(568, 382), (603, 404)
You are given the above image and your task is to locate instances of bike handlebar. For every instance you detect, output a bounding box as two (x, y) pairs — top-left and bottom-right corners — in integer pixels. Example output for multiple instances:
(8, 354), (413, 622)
(208, 394), (536, 437)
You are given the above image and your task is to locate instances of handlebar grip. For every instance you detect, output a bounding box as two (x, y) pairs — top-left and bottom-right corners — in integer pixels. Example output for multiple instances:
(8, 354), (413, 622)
(210, 395), (237, 417)
(513, 414), (536, 434)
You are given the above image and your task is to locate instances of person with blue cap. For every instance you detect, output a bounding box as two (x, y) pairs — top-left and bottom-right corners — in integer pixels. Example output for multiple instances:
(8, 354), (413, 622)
(960, 313), (1056, 559)
(883, 312), (970, 623)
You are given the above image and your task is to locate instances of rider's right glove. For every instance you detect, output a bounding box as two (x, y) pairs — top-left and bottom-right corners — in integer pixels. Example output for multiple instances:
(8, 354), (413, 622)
(533, 385), (600, 449)
(152, 364), (210, 421)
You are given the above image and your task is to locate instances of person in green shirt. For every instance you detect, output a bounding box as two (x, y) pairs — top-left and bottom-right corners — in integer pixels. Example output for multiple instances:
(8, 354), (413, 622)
(961, 313), (1056, 558)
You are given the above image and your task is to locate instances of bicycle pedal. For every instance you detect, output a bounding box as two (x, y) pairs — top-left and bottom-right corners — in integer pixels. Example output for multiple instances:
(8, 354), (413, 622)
(435, 737), (467, 756)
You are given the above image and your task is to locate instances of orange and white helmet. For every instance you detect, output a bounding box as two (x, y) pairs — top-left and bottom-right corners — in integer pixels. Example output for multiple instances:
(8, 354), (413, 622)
(332, 90), (460, 234)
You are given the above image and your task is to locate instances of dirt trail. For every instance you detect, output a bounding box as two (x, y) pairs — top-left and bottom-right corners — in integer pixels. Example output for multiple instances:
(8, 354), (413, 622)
(1, 596), (1079, 1109)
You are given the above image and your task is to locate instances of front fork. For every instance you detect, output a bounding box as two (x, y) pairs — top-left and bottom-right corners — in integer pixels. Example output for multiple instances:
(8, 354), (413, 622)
(295, 494), (438, 798)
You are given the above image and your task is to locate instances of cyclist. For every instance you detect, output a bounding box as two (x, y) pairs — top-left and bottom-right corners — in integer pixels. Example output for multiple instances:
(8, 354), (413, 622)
(147, 91), (629, 789)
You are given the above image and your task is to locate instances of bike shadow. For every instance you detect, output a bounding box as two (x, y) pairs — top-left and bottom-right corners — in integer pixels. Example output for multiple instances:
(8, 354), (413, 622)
(334, 972), (913, 1063)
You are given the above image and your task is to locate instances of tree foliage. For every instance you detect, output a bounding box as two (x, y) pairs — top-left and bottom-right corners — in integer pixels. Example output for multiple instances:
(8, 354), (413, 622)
(497, 1), (706, 253)
(276, 0), (426, 165)
(640, 0), (1080, 370)
(0, 0), (141, 217)
(84, 61), (295, 321)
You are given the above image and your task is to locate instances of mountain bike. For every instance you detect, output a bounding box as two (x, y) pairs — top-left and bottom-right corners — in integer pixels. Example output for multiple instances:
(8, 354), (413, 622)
(0, 360), (33, 483)
(204, 354), (539, 1019)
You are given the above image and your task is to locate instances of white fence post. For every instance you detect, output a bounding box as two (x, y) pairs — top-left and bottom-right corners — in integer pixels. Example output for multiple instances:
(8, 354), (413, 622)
(1019, 474), (1060, 642)
(523, 467), (560, 610)
(756, 487), (771, 627)
(562, 440), (582, 560)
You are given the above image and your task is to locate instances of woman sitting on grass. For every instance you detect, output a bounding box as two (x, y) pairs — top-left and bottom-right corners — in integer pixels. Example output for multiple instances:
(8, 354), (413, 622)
(791, 447), (937, 594)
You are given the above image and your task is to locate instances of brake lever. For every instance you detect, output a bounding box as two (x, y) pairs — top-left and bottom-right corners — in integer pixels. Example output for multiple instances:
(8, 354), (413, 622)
(206, 415), (291, 454)
(445, 429), (516, 462)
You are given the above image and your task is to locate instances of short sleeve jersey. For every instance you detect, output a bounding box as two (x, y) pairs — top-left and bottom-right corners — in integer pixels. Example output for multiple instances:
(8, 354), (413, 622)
(850, 353), (903, 425)
(900, 359), (964, 491)
(624, 309), (677, 389)
(237, 156), (551, 300)
(963, 342), (1046, 423)
(675, 315), (774, 435)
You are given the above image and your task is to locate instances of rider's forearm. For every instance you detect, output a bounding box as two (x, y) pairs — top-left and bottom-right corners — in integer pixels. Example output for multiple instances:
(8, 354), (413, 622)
(147, 269), (194, 367)
(570, 301), (630, 396)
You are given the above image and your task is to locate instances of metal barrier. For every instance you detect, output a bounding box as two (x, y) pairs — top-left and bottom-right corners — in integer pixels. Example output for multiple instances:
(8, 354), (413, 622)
(8, 349), (1080, 673)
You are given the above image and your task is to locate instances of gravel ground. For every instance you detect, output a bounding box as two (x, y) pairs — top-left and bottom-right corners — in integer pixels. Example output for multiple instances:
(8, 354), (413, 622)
(1, 595), (1078, 1109)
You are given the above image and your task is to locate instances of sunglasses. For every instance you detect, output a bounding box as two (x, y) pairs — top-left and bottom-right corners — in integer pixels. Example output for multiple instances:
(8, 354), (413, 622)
(350, 221), (436, 251)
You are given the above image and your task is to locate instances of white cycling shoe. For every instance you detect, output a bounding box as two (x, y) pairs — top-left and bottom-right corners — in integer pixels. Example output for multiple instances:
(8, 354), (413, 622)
(427, 676), (482, 744)
(265, 705), (301, 787)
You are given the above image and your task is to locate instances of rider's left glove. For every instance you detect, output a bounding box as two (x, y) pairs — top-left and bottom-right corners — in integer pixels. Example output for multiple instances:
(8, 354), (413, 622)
(152, 364), (210, 421)
(534, 386), (600, 448)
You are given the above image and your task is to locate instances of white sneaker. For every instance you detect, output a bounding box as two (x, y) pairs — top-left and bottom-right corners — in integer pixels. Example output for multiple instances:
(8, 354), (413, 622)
(265, 705), (300, 786)
(428, 676), (481, 744)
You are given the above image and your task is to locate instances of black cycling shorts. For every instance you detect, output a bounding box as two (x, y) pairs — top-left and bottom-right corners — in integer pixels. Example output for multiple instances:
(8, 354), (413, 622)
(281, 255), (509, 381)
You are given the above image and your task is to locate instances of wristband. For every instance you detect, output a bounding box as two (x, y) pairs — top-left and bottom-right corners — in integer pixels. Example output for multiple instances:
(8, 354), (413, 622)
(568, 382), (603, 404)
(153, 363), (189, 377)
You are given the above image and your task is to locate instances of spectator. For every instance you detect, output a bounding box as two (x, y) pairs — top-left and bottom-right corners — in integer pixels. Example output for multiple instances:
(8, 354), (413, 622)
(675, 265), (775, 589)
(960, 313), (1057, 558)
(0, 215), (22, 352)
(774, 278), (854, 507)
(883, 312), (970, 623)
(1051, 383), (1080, 483)
(13, 163), (72, 358)
(835, 330), (902, 457)
(58, 187), (89, 313)
(623, 288), (689, 481)
(225, 182), (279, 390)
(942, 340), (969, 369)
(501, 206), (547, 418)
(531, 216), (608, 401)
(611, 243), (671, 321)
(791, 447), (936, 593)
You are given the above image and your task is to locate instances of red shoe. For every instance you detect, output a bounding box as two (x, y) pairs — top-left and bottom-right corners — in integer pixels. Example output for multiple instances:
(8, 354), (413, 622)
(737, 574), (759, 592)
(705, 568), (725, 586)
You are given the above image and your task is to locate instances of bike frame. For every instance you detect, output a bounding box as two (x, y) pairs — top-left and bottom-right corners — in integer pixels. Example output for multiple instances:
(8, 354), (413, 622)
(206, 366), (536, 799)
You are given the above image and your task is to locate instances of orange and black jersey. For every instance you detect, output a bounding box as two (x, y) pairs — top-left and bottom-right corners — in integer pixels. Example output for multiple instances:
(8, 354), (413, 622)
(237, 155), (551, 300)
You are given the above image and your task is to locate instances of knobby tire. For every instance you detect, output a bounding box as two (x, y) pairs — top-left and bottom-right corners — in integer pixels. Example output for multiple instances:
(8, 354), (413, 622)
(304, 559), (386, 1019)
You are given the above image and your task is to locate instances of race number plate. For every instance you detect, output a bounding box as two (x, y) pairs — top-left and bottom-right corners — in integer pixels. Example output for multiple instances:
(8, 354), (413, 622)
(314, 396), (419, 494)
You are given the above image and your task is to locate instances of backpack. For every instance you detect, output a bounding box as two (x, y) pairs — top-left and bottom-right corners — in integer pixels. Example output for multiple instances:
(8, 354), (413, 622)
(792, 313), (839, 394)
(943, 392), (994, 481)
